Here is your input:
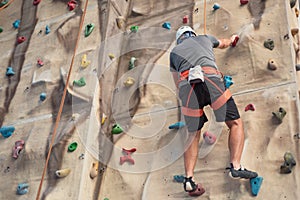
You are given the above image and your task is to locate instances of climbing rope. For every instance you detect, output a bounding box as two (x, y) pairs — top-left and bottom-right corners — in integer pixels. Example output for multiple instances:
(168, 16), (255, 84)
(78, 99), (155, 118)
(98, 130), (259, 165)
(203, 0), (207, 35)
(0, 0), (15, 11)
(35, 0), (89, 199)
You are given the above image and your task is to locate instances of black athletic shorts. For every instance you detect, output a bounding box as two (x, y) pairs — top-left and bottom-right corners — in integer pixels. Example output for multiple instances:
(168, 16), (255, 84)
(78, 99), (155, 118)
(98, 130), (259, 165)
(179, 76), (240, 132)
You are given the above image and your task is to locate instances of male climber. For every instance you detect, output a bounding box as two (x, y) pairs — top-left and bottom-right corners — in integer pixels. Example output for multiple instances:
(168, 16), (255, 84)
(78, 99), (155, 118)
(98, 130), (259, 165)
(169, 26), (258, 196)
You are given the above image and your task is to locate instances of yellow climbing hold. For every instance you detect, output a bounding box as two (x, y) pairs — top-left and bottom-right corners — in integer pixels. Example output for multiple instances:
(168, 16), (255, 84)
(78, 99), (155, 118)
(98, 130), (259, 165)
(124, 77), (135, 87)
(55, 168), (71, 178)
(108, 53), (115, 60)
(90, 162), (98, 179)
(101, 113), (107, 125)
(116, 16), (125, 29)
(81, 54), (90, 68)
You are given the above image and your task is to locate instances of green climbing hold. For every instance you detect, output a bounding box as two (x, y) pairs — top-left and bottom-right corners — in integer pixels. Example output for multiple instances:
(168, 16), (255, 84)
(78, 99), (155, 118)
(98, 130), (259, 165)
(104, 198), (109, 200)
(68, 142), (78, 152)
(128, 57), (136, 70)
(85, 23), (95, 37)
(272, 107), (286, 124)
(0, 0), (8, 8)
(73, 77), (86, 87)
(284, 152), (296, 166)
(130, 25), (139, 33)
(111, 124), (123, 134)
(280, 151), (296, 174)
(0, 26), (3, 33)
(264, 39), (274, 50)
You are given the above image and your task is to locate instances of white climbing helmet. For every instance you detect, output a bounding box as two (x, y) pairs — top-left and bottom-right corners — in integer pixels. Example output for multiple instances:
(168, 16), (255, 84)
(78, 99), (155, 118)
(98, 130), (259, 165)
(176, 26), (196, 42)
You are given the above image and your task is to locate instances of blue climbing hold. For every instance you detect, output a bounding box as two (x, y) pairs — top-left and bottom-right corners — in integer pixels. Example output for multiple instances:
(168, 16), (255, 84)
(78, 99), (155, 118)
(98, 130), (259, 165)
(40, 92), (47, 101)
(17, 183), (29, 195)
(0, 126), (15, 138)
(13, 19), (20, 29)
(250, 176), (263, 196)
(224, 75), (233, 89)
(45, 25), (51, 34)
(213, 3), (221, 10)
(6, 67), (15, 76)
(168, 121), (185, 129)
(173, 175), (185, 183)
(162, 22), (171, 30)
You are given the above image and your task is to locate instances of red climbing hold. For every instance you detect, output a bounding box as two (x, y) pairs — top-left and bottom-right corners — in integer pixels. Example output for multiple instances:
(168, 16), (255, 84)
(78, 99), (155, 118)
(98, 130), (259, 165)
(245, 104), (255, 112)
(231, 35), (239, 47)
(183, 15), (189, 24)
(13, 140), (25, 159)
(203, 131), (216, 145)
(123, 148), (136, 154)
(17, 36), (26, 44)
(67, 0), (77, 11)
(37, 59), (44, 66)
(240, 0), (249, 5)
(33, 0), (41, 5)
(120, 148), (136, 165)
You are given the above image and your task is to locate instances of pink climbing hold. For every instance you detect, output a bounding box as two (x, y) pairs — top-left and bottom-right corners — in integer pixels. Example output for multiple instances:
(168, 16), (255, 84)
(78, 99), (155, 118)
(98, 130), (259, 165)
(13, 140), (25, 159)
(245, 103), (255, 112)
(203, 131), (216, 145)
(17, 36), (26, 44)
(37, 59), (44, 66)
(120, 148), (136, 165)
(67, 0), (77, 11)
(183, 15), (189, 24)
(240, 0), (249, 5)
(33, 0), (41, 5)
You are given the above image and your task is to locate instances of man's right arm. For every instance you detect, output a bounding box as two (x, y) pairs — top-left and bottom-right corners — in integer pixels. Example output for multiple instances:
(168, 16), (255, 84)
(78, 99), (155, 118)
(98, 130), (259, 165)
(217, 35), (239, 49)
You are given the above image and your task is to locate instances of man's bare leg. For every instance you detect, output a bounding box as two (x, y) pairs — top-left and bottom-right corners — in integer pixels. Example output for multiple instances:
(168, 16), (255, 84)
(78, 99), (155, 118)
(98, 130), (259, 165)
(225, 118), (244, 169)
(184, 130), (201, 178)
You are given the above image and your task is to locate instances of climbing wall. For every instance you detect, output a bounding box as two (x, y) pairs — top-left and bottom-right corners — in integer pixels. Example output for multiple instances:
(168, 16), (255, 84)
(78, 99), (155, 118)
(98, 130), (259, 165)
(0, 0), (300, 200)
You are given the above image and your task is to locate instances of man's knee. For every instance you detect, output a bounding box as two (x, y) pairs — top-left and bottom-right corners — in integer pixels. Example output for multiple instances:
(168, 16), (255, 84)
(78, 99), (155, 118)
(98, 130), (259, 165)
(226, 118), (243, 129)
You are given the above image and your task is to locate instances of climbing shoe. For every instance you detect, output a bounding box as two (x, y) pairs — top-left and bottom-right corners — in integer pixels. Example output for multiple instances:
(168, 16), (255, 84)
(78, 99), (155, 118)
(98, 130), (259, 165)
(183, 177), (197, 192)
(183, 177), (205, 197)
(227, 163), (258, 179)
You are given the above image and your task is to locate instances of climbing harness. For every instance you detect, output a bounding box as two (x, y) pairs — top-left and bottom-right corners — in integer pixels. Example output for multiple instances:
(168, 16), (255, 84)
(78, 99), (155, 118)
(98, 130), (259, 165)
(35, 0), (89, 199)
(178, 66), (232, 117)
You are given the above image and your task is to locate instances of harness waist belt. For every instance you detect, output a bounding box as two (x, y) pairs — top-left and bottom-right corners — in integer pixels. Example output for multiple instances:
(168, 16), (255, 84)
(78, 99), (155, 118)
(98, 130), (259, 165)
(179, 66), (222, 82)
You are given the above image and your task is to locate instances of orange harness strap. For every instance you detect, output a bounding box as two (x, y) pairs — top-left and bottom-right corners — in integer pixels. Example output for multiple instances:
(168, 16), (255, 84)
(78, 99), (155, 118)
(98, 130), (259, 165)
(181, 106), (204, 117)
(178, 67), (232, 117)
(210, 89), (232, 110)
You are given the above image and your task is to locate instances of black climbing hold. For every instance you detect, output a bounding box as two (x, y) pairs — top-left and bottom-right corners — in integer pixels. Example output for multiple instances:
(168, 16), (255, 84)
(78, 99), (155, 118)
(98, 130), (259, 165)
(290, 0), (296, 8)
(264, 39), (274, 50)
(295, 64), (300, 71)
